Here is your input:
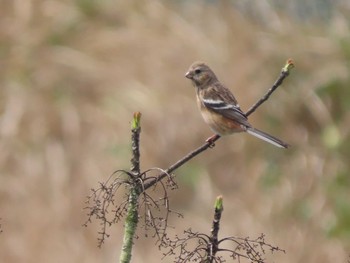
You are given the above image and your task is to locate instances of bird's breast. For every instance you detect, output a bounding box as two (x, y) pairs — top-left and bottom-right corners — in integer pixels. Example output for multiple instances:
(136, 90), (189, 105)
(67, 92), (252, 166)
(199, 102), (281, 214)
(196, 96), (244, 135)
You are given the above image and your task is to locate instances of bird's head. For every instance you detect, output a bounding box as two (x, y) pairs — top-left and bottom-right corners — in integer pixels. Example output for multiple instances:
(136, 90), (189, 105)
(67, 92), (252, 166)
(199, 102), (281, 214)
(185, 62), (217, 88)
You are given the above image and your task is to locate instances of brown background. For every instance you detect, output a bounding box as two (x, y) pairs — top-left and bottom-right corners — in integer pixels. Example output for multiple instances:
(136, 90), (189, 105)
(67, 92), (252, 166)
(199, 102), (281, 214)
(1, 0), (350, 262)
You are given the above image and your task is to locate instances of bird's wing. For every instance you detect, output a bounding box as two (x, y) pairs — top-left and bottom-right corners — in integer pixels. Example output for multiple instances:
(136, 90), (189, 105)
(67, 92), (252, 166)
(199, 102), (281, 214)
(202, 82), (251, 127)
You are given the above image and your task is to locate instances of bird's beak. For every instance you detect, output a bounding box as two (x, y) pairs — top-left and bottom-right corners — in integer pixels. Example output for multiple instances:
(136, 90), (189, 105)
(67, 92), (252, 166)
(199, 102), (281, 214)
(185, 71), (193, 79)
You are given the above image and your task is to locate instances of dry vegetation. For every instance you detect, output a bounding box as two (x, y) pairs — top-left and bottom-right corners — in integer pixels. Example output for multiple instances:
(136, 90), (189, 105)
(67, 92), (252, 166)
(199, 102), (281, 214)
(1, 0), (350, 262)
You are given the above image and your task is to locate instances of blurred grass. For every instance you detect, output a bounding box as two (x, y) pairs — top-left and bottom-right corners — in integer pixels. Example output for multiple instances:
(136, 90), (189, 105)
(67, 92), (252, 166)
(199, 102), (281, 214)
(0, 0), (350, 262)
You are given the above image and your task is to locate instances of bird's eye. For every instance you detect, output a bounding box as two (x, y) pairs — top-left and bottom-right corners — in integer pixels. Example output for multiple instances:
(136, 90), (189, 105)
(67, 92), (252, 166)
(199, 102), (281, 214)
(194, 69), (202, 74)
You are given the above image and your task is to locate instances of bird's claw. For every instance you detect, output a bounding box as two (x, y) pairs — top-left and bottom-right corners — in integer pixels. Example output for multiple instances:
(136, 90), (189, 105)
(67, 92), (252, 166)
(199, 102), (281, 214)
(206, 134), (219, 148)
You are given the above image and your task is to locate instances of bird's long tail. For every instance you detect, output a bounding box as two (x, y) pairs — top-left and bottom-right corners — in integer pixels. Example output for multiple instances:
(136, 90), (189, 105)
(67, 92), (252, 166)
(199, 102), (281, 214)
(246, 127), (289, 148)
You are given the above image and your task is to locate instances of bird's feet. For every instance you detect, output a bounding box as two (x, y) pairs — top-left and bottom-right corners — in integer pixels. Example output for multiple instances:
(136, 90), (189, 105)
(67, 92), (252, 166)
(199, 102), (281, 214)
(206, 134), (220, 148)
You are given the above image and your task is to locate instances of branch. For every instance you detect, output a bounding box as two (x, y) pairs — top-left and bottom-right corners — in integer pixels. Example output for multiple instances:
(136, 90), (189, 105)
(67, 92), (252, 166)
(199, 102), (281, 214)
(144, 59), (294, 191)
(161, 198), (285, 262)
(143, 134), (220, 190)
(85, 113), (178, 248)
(119, 112), (142, 263)
(130, 112), (141, 177)
(207, 196), (224, 263)
(246, 59), (294, 116)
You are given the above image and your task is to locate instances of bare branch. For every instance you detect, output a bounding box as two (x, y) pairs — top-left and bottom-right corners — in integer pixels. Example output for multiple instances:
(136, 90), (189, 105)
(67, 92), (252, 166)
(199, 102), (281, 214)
(162, 198), (285, 262)
(246, 59), (294, 116)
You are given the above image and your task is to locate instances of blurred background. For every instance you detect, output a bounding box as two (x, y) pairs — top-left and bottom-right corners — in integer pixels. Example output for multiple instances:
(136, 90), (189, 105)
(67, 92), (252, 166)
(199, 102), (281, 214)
(1, 0), (350, 262)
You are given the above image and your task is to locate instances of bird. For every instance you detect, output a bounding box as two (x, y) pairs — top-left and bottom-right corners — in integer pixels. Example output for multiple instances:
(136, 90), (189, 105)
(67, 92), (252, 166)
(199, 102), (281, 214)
(185, 61), (289, 148)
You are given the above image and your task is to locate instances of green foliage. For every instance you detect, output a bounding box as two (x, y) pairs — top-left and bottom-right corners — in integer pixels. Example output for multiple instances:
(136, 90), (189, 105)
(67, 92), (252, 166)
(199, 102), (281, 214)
(317, 78), (350, 121)
(46, 23), (80, 46)
(214, 195), (223, 211)
(322, 124), (341, 150)
(177, 164), (205, 189)
(259, 167), (282, 190)
(75, 0), (102, 17)
(326, 171), (350, 239)
(339, 37), (350, 63)
(132, 112), (141, 130)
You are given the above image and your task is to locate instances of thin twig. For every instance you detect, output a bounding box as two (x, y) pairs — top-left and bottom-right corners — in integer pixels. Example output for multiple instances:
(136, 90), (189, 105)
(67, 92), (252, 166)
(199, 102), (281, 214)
(246, 59), (294, 116)
(143, 135), (220, 190)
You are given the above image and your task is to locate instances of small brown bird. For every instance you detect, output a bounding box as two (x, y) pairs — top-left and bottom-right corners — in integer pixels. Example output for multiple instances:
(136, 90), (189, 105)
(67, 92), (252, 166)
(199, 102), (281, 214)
(185, 61), (289, 148)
